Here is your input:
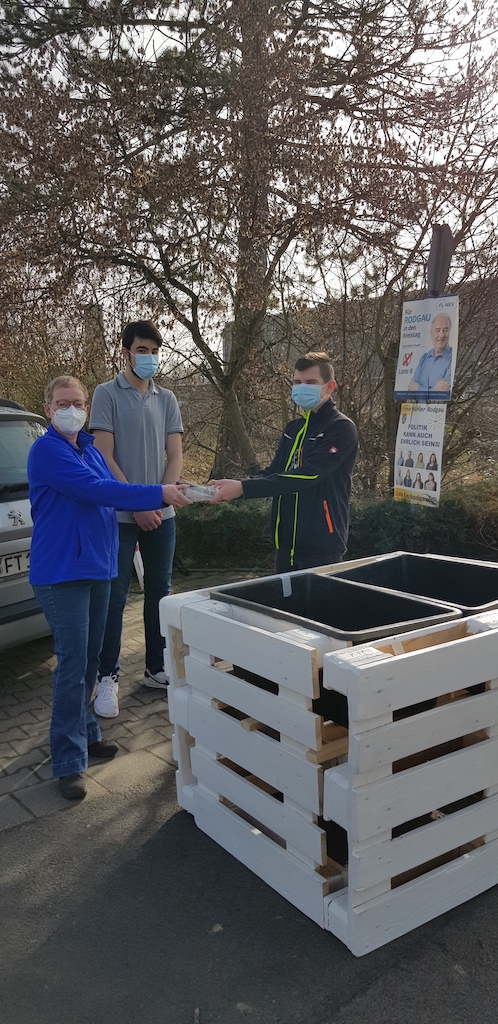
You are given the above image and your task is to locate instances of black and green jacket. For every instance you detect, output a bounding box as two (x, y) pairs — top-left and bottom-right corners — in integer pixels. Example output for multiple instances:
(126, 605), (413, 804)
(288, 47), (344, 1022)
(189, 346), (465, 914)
(242, 399), (358, 567)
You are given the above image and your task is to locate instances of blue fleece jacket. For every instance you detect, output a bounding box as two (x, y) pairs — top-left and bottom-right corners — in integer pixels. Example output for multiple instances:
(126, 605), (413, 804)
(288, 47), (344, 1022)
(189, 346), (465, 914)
(28, 425), (164, 585)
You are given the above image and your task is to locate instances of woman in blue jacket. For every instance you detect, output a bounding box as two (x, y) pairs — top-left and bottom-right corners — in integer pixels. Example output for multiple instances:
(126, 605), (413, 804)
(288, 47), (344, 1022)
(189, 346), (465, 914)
(28, 376), (191, 800)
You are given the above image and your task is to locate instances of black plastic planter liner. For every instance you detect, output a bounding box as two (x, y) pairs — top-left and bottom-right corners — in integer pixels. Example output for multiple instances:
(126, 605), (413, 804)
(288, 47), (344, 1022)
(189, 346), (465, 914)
(332, 553), (498, 616)
(212, 572), (460, 643)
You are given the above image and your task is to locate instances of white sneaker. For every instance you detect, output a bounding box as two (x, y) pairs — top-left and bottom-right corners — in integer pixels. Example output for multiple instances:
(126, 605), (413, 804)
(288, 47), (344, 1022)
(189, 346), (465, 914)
(143, 668), (169, 689)
(94, 673), (119, 718)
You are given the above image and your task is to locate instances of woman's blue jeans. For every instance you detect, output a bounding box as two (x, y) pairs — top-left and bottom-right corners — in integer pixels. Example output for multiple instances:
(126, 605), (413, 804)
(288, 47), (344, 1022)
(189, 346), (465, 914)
(98, 518), (175, 678)
(33, 579), (111, 778)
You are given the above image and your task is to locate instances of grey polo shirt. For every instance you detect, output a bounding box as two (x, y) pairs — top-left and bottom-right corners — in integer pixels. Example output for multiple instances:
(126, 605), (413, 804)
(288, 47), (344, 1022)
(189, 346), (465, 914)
(89, 373), (183, 523)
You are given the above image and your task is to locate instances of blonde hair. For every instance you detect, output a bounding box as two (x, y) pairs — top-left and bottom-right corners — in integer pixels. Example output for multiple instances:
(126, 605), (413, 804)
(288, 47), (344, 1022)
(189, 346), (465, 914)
(44, 376), (88, 404)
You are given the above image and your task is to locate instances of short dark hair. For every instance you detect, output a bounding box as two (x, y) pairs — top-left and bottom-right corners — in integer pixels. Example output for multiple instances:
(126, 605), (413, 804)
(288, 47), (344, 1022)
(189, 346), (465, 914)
(294, 351), (334, 383)
(121, 320), (163, 351)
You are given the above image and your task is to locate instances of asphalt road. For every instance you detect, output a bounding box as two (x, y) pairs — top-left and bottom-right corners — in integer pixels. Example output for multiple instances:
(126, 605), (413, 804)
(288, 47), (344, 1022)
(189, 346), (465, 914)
(2, 761), (498, 1024)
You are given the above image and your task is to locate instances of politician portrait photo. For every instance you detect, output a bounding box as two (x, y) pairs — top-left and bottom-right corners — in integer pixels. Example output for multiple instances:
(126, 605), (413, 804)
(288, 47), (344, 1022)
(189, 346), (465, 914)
(394, 296), (458, 402)
(407, 314), (453, 397)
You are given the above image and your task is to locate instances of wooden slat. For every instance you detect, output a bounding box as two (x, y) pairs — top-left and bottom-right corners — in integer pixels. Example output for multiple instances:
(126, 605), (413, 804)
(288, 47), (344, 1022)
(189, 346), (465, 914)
(323, 763), (349, 828)
(324, 628), (498, 720)
(347, 737), (498, 841)
(191, 748), (327, 866)
(350, 792), (498, 890)
(323, 888), (349, 945)
(188, 696), (323, 813)
(185, 655), (321, 748)
(192, 787), (329, 926)
(351, 689), (498, 773)
(182, 603), (320, 697)
(159, 589), (211, 633)
(168, 684), (190, 730)
(378, 621), (468, 654)
(241, 717), (264, 731)
(211, 697), (229, 711)
(163, 624), (189, 685)
(323, 646), (389, 696)
(208, 601), (347, 669)
(307, 737), (349, 764)
(171, 725), (196, 812)
(322, 723), (349, 743)
(327, 836), (498, 956)
(315, 553), (397, 577)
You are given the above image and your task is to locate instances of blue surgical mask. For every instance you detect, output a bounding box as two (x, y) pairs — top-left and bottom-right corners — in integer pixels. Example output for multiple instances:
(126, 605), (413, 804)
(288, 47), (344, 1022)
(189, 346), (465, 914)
(132, 353), (159, 380)
(291, 383), (324, 411)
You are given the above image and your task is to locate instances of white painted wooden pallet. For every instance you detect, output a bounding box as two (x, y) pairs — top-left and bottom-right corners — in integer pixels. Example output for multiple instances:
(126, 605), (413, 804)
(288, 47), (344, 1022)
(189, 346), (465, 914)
(159, 563), (498, 956)
(322, 610), (498, 953)
(159, 580), (352, 918)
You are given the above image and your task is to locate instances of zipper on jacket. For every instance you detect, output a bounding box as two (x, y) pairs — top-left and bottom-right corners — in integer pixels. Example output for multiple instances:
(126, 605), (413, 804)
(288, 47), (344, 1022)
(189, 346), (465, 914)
(323, 499), (334, 534)
(290, 493), (299, 566)
(274, 496), (282, 549)
(275, 412), (310, 554)
(284, 413), (310, 473)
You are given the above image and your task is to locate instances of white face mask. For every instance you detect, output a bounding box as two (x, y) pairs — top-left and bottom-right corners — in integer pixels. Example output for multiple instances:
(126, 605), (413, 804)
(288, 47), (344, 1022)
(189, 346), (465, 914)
(51, 405), (87, 435)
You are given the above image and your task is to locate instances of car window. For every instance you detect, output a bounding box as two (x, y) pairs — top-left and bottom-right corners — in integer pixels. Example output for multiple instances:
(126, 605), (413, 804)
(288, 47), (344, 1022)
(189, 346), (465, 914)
(0, 420), (46, 488)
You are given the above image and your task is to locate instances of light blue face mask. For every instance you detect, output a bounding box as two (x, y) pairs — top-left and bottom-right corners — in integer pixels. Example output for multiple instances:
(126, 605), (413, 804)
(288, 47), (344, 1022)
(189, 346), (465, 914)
(132, 353), (159, 380)
(291, 383), (324, 411)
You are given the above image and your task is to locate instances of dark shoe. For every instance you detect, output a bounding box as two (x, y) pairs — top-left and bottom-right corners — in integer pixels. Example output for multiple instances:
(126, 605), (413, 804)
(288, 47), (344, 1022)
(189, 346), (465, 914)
(143, 668), (169, 689)
(59, 773), (87, 800)
(88, 739), (119, 759)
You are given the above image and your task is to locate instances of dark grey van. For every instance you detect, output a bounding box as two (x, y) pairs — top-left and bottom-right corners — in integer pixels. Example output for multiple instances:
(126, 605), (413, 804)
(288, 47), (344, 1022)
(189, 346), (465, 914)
(0, 399), (50, 650)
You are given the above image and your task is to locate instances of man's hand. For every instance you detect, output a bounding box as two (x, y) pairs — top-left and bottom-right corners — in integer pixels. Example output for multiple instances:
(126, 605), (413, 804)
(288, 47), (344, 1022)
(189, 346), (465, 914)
(432, 379), (450, 391)
(133, 510), (163, 531)
(209, 479), (244, 502)
(407, 380), (419, 391)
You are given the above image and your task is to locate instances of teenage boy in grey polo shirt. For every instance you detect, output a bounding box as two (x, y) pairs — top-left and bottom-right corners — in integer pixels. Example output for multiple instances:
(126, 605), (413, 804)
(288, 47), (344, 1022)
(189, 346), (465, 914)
(89, 320), (184, 718)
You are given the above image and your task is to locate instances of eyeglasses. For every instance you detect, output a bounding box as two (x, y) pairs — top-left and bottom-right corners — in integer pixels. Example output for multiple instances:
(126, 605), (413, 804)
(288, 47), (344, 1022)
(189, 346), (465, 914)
(52, 401), (87, 410)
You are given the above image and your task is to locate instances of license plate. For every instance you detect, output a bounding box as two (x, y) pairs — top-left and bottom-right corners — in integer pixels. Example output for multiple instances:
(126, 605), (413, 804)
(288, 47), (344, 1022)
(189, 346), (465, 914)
(0, 550), (30, 578)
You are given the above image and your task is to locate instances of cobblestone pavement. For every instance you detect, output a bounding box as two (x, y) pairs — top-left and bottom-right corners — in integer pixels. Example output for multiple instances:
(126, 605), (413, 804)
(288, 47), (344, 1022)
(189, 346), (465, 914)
(0, 568), (256, 832)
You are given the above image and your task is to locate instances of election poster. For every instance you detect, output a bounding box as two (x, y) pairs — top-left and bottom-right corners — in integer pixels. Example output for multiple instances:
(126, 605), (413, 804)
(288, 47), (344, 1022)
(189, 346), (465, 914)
(394, 403), (446, 507)
(394, 295), (459, 402)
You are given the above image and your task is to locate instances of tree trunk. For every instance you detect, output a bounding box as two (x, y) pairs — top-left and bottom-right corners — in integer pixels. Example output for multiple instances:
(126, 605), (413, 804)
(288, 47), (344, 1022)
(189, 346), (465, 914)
(212, 0), (271, 476)
(212, 381), (260, 477)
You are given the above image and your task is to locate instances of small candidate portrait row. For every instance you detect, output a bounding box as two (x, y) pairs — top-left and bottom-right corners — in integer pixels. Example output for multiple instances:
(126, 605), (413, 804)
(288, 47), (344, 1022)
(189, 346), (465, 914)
(396, 449), (438, 471)
(395, 467), (438, 491)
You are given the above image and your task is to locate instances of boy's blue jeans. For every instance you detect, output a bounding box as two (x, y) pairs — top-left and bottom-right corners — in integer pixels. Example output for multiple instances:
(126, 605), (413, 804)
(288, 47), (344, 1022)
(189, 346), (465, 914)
(33, 579), (111, 778)
(98, 518), (175, 678)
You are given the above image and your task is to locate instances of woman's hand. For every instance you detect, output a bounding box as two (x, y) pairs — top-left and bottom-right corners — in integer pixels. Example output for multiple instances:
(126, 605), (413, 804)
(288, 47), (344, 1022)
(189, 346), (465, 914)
(161, 483), (193, 507)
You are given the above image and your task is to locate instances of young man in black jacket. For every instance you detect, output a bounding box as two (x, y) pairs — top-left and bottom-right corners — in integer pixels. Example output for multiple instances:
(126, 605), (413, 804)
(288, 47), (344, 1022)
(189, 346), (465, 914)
(210, 352), (358, 572)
